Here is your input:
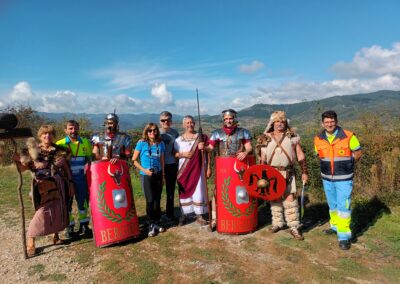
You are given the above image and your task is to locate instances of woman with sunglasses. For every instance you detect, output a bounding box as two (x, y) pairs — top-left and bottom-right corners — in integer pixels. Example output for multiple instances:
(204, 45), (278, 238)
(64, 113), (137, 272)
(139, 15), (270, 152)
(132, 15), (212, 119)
(132, 123), (166, 237)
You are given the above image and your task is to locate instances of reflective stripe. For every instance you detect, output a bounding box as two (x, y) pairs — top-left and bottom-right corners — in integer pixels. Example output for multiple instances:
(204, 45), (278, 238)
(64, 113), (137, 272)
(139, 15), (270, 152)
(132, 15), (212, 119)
(79, 218), (90, 223)
(321, 157), (352, 162)
(321, 172), (354, 180)
(71, 165), (85, 171)
(336, 212), (351, 234)
(337, 211), (351, 218)
(329, 210), (338, 229)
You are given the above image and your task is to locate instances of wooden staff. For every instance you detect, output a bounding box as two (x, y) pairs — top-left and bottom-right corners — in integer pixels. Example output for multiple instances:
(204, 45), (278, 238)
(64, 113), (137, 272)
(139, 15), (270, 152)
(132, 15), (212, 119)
(11, 138), (28, 259)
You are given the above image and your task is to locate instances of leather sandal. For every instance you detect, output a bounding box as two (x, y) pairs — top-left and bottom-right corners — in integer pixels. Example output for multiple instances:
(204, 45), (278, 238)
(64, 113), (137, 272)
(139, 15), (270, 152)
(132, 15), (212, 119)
(269, 225), (282, 233)
(289, 228), (304, 241)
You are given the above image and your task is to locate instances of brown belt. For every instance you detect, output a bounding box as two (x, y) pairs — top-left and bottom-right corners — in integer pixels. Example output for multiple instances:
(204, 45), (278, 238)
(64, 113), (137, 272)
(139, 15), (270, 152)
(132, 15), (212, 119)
(273, 166), (293, 171)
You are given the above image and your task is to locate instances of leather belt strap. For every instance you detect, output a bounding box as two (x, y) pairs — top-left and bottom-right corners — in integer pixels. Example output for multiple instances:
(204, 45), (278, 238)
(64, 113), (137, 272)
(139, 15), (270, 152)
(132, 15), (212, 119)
(273, 166), (293, 171)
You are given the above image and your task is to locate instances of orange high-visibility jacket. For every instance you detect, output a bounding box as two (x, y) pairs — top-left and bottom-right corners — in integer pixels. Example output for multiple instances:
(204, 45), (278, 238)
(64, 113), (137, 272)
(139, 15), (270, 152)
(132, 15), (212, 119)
(314, 127), (354, 181)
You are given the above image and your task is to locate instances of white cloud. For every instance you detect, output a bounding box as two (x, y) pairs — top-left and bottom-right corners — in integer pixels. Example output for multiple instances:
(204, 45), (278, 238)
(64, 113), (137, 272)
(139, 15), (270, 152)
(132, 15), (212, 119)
(9, 81), (34, 102)
(151, 83), (173, 105)
(238, 60), (265, 74)
(2, 43), (399, 115)
(39, 90), (78, 112)
(332, 42), (400, 78)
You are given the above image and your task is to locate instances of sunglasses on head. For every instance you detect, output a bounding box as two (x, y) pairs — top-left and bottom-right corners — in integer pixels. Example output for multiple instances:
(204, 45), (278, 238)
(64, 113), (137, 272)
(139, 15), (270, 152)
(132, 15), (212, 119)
(147, 128), (157, 133)
(160, 119), (171, 123)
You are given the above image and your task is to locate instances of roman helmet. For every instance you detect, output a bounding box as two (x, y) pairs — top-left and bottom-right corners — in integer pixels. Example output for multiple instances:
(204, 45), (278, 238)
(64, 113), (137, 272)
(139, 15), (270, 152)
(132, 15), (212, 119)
(104, 112), (119, 132)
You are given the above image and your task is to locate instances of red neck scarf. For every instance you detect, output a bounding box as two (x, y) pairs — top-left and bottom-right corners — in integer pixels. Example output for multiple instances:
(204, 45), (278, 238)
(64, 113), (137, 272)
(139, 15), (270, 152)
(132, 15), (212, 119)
(223, 125), (237, 136)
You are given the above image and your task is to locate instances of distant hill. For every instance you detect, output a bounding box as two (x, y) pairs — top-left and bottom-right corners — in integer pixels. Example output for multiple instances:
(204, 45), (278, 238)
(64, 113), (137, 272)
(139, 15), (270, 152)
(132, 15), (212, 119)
(39, 112), (186, 132)
(227, 90), (400, 121)
(39, 90), (400, 131)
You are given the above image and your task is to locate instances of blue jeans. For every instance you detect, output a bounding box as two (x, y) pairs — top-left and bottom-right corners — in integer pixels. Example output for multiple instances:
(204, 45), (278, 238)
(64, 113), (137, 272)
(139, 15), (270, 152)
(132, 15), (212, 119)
(322, 179), (353, 241)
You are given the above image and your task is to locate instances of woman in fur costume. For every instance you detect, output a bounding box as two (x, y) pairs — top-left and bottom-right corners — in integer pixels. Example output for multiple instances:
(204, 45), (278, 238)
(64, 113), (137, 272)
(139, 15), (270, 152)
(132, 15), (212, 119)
(14, 125), (74, 256)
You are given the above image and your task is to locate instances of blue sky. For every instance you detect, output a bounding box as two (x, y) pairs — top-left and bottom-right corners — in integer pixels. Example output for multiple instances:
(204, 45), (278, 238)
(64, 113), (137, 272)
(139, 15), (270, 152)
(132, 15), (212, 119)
(0, 0), (399, 114)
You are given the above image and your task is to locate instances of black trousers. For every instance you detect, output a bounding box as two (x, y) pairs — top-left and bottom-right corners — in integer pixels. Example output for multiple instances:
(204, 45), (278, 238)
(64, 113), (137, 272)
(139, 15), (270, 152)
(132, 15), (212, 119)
(164, 164), (178, 218)
(141, 172), (163, 224)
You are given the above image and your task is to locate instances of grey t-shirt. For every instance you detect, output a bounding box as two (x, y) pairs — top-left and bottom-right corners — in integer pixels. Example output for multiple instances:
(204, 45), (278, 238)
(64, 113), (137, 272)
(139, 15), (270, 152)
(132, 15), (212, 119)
(160, 128), (179, 165)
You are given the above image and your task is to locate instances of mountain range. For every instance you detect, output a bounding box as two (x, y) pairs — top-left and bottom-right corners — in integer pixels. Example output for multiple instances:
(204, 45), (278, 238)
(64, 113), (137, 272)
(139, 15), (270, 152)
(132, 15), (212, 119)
(39, 90), (400, 131)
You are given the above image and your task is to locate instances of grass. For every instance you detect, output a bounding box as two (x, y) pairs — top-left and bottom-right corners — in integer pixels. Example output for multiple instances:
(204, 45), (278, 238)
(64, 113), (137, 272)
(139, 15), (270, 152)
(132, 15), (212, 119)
(362, 208), (400, 258)
(240, 236), (258, 253)
(382, 265), (400, 282)
(336, 258), (370, 276)
(39, 273), (67, 282)
(27, 263), (45, 276)
(74, 248), (94, 267)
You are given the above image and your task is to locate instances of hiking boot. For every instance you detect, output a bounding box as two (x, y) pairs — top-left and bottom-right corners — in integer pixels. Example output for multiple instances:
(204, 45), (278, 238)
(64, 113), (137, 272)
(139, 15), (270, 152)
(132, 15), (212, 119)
(64, 225), (75, 240)
(339, 240), (351, 250)
(269, 225), (282, 233)
(196, 215), (208, 226)
(289, 228), (304, 241)
(79, 223), (93, 238)
(148, 224), (157, 237)
(323, 228), (337, 235)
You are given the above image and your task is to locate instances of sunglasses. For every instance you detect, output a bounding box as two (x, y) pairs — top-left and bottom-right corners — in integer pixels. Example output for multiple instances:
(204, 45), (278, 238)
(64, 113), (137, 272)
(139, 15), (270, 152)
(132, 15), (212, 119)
(147, 129), (157, 133)
(160, 119), (171, 123)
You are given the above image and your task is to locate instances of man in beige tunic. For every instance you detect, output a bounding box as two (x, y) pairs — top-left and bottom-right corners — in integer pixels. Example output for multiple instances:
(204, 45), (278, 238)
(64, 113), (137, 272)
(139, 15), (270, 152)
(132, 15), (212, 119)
(257, 111), (308, 240)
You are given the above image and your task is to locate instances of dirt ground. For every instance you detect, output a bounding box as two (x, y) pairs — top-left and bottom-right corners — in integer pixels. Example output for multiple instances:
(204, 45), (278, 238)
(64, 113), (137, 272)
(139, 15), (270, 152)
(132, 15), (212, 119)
(1, 205), (399, 284)
(1, 165), (399, 283)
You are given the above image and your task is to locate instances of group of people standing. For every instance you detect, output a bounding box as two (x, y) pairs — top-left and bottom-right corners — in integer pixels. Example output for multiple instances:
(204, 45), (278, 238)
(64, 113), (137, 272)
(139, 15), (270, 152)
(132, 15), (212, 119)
(14, 107), (361, 257)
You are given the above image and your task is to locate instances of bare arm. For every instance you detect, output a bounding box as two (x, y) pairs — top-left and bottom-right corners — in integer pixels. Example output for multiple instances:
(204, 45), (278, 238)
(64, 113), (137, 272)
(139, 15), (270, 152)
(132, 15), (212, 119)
(353, 150), (362, 162)
(206, 151), (212, 178)
(295, 143), (308, 184)
(260, 149), (267, 165)
(236, 141), (252, 161)
(92, 145), (100, 161)
(132, 150), (152, 176)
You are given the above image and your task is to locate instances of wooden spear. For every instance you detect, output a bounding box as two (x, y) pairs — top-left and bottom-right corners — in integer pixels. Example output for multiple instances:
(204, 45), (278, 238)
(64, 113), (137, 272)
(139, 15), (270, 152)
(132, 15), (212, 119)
(196, 89), (212, 230)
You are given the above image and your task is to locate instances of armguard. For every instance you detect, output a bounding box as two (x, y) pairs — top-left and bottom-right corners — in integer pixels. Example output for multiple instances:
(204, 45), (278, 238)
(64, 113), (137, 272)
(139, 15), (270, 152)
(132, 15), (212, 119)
(299, 159), (308, 175)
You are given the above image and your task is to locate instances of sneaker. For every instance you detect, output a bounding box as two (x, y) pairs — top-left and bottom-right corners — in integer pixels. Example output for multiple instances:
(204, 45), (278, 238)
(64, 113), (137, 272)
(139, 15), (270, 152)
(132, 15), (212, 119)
(79, 223), (93, 238)
(323, 228), (337, 235)
(289, 228), (304, 241)
(148, 224), (157, 237)
(155, 222), (166, 233)
(339, 240), (351, 250)
(196, 215), (208, 226)
(269, 225), (282, 233)
(64, 225), (75, 240)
